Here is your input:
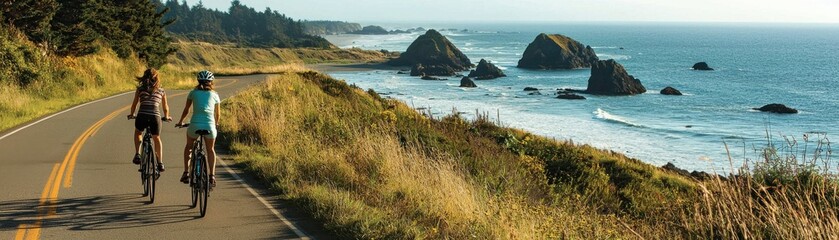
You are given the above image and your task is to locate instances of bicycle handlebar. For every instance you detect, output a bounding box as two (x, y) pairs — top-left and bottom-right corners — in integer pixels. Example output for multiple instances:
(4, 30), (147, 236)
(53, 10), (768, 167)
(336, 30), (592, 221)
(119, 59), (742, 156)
(127, 115), (172, 122)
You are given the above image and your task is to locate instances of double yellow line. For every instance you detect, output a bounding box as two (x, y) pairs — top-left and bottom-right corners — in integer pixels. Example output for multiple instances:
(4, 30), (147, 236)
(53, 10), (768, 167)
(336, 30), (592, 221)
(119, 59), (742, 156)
(15, 106), (127, 240)
(13, 79), (238, 240)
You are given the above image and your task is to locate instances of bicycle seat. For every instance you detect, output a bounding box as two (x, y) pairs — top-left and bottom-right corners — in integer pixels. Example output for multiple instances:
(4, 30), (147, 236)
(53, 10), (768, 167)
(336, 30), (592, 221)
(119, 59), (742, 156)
(195, 130), (211, 136)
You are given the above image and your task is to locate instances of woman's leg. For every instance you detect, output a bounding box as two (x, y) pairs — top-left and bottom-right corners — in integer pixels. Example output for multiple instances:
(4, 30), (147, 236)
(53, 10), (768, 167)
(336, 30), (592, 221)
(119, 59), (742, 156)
(152, 135), (163, 163)
(133, 129), (142, 154)
(183, 135), (197, 170)
(204, 137), (217, 175)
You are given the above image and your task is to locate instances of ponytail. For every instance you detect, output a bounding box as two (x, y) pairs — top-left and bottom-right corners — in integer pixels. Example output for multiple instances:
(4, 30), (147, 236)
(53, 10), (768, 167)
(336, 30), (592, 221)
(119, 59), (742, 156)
(136, 68), (160, 93)
(196, 80), (214, 91)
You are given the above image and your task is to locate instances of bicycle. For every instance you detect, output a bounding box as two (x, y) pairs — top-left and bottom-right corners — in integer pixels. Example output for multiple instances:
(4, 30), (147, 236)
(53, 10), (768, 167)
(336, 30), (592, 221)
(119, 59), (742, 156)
(176, 123), (212, 217)
(127, 115), (170, 203)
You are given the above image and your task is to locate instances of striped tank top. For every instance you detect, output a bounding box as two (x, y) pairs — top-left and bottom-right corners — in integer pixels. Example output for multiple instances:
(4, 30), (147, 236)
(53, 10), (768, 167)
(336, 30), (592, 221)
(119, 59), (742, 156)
(137, 88), (165, 116)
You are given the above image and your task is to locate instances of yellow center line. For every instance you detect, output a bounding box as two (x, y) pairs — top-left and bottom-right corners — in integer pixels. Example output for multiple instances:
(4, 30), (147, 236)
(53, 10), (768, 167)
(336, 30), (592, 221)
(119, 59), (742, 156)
(16, 79), (238, 240)
(14, 163), (60, 240)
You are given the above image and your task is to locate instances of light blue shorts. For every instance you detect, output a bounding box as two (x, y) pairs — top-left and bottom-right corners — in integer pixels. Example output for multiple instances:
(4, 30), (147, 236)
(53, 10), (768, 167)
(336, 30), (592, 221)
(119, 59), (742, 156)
(187, 123), (217, 139)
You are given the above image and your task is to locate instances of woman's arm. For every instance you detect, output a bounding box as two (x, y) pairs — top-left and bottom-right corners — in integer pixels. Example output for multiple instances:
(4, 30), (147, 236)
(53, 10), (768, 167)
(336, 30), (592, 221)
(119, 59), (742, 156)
(127, 90), (139, 119)
(214, 103), (220, 125)
(162, 93), (171, 120)
(177, 99), (192, 125)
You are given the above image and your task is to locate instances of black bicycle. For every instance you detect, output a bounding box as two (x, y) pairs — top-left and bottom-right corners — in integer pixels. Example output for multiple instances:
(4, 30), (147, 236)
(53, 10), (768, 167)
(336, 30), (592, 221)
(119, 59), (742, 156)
(128, 115), (170, 203)
(176, 123), (211, 217)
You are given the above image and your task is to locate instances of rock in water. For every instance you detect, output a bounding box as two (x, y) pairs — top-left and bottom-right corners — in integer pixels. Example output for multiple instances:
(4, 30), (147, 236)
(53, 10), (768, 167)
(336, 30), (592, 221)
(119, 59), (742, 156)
(523, 87), (539, 91)
(411, 64), (456, 76)
(459, 77), (477, 88)
(692, 62), (714, 71)
(468, 59), (506, 80)
(660, 86), (683, 95)
(754, 104), (798, 114)
(389, 29), (472, 76)
(557, 93), (586, 100)
(585, 60), (646, 95)
(517, 33), (599, 69)
(420, 75), (446, 81)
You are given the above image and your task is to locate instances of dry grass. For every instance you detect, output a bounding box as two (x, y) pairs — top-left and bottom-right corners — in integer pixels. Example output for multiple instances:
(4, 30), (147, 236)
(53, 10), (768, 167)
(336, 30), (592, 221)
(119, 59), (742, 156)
(167, 41), (390, 77)
(220, 69), (839, 239)
(219, 71), (681, 239)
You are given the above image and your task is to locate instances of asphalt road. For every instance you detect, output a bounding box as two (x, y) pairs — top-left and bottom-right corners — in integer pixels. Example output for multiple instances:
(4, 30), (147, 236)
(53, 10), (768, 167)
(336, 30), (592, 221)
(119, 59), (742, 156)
(0, 75), (320, 240)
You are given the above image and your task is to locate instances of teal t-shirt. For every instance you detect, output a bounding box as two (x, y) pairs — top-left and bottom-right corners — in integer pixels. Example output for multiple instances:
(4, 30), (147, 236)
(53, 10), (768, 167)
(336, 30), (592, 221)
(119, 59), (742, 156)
(188, 89), (220, 126)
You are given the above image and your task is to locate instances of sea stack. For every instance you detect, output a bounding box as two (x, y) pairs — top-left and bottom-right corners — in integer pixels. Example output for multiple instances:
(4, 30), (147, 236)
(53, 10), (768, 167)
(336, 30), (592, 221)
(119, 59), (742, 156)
(692, 62), (714, 71)
(585, 60), (646, 95)
(389, 29), (472, 76)
(660, 86), (683, 95)
(468, 59), (506, 80)
(459, 77), (477, 88)
(517, 33), (599, 69)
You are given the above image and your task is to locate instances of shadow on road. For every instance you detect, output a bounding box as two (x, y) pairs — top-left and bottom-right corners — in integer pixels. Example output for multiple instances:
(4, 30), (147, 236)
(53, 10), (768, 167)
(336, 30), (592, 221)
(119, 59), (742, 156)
(0, 194), (197, 231)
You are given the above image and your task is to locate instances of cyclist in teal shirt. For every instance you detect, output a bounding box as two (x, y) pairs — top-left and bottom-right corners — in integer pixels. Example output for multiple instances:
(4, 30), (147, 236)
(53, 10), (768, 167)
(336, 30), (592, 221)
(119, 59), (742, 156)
(176, 70), (221, 186)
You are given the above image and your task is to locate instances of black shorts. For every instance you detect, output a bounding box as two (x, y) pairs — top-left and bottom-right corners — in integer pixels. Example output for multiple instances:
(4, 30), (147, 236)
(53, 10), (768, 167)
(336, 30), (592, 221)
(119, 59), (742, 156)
(134, 114), (162, 135)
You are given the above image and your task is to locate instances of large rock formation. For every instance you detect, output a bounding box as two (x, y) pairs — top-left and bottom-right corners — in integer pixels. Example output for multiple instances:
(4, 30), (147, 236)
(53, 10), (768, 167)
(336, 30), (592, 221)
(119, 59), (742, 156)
(754, 104), (798, 114)
(410, 64), (456, 76)
(692, 62), (714, 71)
(459, 77), (477, 88)
(660, 86), (683, 95)
(351, 25), (389, 35)
(585, 60), (646, 95)
(468, 59), (506, 80)
(517, 33), (599, 69)
(389, 29), (472, 76)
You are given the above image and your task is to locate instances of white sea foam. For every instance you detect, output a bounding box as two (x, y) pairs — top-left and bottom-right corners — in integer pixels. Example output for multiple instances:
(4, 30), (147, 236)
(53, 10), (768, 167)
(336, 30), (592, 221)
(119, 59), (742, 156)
(594, 108), (640, 127)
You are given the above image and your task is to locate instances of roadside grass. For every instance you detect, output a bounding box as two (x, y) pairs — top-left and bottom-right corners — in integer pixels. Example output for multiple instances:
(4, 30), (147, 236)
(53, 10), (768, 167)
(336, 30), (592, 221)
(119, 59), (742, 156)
(0, 28), (162, 132)
(220, 69), (839, 238)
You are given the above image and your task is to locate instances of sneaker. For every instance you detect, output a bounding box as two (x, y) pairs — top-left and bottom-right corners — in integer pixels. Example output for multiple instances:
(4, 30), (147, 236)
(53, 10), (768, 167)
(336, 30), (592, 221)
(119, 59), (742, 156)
(132, 153), (141, 165)
(157, 162), (165, 172)
(209, 175), (216, 188)
(180, 172), (189, 184)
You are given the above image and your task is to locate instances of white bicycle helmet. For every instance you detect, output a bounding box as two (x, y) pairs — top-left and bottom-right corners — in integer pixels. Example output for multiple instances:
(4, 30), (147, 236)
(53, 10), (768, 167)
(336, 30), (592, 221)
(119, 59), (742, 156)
(197, 70), (214, 81)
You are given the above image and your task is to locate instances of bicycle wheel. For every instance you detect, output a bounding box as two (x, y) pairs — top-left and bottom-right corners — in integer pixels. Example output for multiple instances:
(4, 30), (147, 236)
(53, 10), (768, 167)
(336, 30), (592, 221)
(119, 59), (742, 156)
(199, 155), (209, 217)
(141, 146), (150, 197)
(190, 155), (199, 208)
(147, 154), (156, 203)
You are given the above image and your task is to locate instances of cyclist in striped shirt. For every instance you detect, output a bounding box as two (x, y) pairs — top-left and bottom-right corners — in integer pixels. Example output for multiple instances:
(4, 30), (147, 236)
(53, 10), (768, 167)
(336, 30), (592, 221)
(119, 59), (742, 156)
(128, 68), (172, 171)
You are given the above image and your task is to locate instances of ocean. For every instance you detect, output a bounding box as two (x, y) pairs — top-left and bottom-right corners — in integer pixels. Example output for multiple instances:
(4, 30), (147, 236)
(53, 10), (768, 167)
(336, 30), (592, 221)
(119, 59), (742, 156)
(323, 22), (839, 172)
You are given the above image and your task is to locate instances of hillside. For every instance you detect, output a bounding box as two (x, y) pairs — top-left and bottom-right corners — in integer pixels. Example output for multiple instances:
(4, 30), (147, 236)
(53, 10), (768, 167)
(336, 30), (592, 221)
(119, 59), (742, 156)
(304, 21), (363, 35)
(160, 0), (332, 48)
(166, 41), (389, 76)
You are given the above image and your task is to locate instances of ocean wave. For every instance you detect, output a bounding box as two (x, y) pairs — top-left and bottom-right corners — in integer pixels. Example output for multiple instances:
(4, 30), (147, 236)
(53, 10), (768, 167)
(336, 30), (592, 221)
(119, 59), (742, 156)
(593, 108), (643, 128)
(596, 54), (631, 61)
(592, 46), (618, 49)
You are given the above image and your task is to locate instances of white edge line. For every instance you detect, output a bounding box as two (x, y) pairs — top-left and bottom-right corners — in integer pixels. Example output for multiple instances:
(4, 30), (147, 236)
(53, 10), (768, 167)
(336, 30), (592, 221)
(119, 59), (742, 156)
(0, 92), (134, 141)
(218, 159), (312, 239)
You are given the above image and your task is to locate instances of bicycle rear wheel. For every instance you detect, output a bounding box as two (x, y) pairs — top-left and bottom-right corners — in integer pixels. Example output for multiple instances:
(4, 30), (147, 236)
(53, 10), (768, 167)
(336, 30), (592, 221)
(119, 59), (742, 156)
(190, 155), (199, 208)
(199, 156), (209, 217)
(147, 157), (157, 203)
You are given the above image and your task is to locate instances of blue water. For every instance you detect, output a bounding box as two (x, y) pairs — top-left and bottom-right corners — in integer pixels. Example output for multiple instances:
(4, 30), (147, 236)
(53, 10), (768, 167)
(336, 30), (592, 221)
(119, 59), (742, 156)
(324, 22), (839, 172)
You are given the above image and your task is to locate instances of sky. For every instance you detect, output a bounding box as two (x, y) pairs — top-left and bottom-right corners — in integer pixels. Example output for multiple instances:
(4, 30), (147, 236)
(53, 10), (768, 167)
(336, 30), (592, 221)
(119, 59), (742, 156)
(193, 0), (839, 24)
